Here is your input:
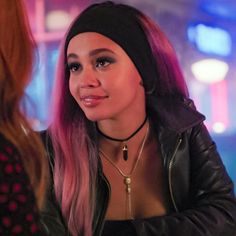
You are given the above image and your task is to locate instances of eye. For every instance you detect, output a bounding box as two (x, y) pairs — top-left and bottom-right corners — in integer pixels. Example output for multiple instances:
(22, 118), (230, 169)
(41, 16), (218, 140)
(95, 57), (115, 68)
(67, 62), (81, 72)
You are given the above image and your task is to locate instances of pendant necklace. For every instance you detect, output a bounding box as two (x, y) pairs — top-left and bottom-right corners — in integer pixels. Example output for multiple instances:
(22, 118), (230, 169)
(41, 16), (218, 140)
(99, 123), (149, 219)
(96, 116), (147, 161)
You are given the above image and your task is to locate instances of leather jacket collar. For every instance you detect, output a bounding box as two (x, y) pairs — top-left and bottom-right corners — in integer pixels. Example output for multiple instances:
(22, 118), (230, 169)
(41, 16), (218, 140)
(147, 97), (205, 133)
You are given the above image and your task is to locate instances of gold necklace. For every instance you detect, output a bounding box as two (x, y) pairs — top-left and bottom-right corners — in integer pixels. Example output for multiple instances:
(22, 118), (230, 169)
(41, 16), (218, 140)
(99, 123), (149, 219)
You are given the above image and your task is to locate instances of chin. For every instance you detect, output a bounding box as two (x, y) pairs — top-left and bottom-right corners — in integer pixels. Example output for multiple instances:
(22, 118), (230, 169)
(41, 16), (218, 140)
(84, 113), (108, 122)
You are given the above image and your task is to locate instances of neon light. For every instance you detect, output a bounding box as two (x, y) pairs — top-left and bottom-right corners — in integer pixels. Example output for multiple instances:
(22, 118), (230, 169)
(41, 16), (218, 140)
(212, 122), (226, 133)
(201, 2), (236, 21)
(210, 80), (229, 132)
(187, 24), (232, 56)
(191, 59), (229, 83)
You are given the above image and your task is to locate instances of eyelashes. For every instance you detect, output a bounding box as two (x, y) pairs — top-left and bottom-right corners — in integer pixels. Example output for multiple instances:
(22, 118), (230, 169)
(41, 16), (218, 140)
(67, 62), (81, 72)
(95, 56), (116, 68)
(67, 56), (116, 73)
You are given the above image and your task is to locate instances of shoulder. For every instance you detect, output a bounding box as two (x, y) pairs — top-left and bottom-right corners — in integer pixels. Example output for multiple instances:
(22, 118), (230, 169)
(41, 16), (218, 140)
(38, 130), (53, 156)
(149, 96), (205, 133)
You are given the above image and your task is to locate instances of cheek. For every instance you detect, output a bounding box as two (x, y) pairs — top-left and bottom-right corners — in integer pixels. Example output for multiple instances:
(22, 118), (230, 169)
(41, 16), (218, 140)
(126, 69), (143, 91)
(69, 77), (77, 98)
(69, 78), (85, 109)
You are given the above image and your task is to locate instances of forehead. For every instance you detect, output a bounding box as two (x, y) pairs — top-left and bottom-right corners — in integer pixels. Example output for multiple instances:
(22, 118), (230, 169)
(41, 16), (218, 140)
(67, 32), (122, 55)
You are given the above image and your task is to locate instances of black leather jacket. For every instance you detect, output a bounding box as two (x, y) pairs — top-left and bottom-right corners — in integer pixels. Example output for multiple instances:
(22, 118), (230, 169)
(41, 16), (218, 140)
(40, 98), (236, 236)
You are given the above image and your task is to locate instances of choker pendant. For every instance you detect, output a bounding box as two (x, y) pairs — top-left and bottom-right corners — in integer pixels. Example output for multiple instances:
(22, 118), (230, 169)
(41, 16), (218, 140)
(96, 116), (148, 162)
(122, 143), (128, 161)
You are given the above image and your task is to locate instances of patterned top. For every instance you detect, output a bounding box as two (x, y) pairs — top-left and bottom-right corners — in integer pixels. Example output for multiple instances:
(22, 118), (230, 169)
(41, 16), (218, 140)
(0, 133), (43, 235)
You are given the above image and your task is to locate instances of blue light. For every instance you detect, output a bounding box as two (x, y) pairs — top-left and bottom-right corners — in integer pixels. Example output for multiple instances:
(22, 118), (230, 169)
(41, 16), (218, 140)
(51, 49), (59, 66)
(187, 24), (232, 56)
(201, 2), (236, 21)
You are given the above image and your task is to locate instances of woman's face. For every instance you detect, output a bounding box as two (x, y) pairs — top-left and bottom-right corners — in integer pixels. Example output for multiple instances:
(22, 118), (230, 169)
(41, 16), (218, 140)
(67, 32), (145, 122)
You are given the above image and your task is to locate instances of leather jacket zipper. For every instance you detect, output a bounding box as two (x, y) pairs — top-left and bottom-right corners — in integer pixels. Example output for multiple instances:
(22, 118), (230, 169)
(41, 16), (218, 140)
(168, 137), (182, 212)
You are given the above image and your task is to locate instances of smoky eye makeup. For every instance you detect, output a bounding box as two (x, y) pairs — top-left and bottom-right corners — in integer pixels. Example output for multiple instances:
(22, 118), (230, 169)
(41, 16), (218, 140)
(95, 56), (116, 68)
(67, 62), (81, 72)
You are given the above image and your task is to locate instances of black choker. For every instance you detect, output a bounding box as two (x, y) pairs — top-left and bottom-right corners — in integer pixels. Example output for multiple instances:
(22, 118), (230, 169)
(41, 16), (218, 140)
(96, 116), (147, 161)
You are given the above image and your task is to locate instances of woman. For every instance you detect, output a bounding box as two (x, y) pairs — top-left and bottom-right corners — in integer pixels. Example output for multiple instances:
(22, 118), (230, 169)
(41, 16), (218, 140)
(41, 1), (236, 236)
(0, 0), (48, 235)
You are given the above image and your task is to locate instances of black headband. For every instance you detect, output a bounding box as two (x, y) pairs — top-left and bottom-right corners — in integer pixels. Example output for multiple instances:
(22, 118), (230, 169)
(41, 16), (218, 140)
(65, 1), (157, 92)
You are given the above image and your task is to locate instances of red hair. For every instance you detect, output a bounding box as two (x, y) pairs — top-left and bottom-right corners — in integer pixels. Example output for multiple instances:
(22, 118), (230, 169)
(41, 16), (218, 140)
(0, 0), (48, 209)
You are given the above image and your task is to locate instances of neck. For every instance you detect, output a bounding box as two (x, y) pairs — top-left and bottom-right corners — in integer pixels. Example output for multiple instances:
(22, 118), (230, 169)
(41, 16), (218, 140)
(96, 116), (147, 142)
(98, 117), (149, 163)
(97, 113), (147, 141)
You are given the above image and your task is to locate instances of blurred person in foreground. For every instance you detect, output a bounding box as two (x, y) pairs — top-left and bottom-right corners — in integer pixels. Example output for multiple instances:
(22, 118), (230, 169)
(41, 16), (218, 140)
(0, 0), (48, 235)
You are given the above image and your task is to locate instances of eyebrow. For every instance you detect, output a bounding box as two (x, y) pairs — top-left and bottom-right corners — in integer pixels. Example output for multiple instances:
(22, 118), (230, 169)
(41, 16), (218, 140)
(89, 48), (114, 56)
(67, 48), (115, 60)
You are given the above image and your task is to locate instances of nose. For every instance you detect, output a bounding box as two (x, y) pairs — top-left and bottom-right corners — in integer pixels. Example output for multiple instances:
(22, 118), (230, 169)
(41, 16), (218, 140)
(79, 66), (101, 88)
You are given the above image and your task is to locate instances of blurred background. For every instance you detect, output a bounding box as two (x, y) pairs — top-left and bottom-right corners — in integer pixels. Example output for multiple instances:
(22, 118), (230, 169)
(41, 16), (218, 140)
(24, 0), (236, 191)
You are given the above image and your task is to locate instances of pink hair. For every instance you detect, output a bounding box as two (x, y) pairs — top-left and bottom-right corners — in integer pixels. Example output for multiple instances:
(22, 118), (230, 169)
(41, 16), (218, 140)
(49, 40), (97, 236)
(139, 13), (188, 98)
(49, 5), (189, 236)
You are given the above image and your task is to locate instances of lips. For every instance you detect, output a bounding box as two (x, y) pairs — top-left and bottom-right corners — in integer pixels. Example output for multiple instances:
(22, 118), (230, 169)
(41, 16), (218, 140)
(80, 95), (108, 107)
